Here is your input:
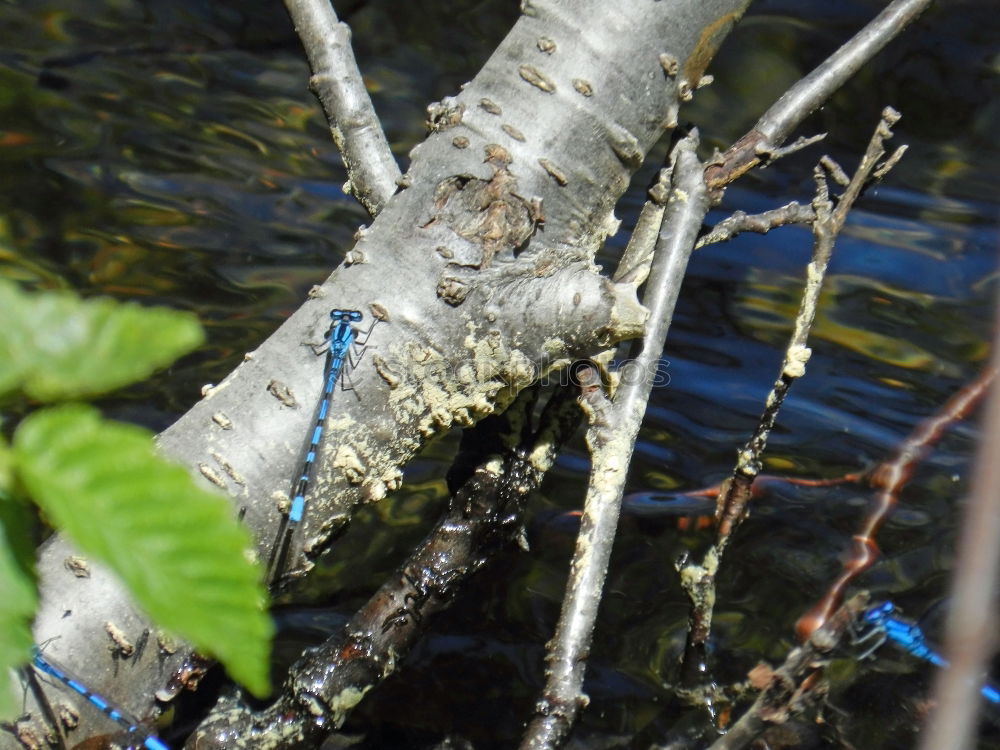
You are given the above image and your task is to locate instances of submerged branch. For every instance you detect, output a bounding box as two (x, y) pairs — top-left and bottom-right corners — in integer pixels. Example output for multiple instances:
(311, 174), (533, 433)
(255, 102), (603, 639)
(796, 365), (999, 639)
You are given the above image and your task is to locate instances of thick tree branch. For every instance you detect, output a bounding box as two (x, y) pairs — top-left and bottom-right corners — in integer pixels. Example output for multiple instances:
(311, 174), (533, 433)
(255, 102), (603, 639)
(284, 0), (401, 216)
(190, 381), (584, 748)
(21, 2), (953, 748)
(24, 6), (749, 739)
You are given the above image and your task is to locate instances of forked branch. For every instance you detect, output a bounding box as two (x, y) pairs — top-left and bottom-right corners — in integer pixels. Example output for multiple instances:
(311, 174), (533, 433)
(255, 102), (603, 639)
(704, 0), (929, 194)
(678, 108), (906, 685)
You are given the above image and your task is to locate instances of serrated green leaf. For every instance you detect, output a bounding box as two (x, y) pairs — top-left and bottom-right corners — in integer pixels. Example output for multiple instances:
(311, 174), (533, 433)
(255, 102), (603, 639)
(13, 405), (272, 696)
(0, 439), (40, 721)
(0, 280), (204, 402)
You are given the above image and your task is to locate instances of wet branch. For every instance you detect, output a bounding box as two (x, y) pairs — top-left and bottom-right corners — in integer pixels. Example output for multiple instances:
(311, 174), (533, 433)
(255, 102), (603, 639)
(189, 383), (584, 749)
(704, 0), (930, 193)
(520, 132), (709, 750)
(284, 0), (401, 216)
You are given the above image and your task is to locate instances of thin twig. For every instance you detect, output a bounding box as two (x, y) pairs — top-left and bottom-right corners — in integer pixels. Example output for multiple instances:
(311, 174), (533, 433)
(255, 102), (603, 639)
(678, 108), (904, 685)
(696, 202), (815, 248)
(678, 167), (832, 684)
(189, 384), (583, 749)
(920, 323), (1000, 750)
(764, 132), (828, 162)
(520, 132), (709, 750)
(613, 167), (672, 284)
(713, 167), (834, 541)
(284, 0), (401, 217)
(704, 0), (931, 193)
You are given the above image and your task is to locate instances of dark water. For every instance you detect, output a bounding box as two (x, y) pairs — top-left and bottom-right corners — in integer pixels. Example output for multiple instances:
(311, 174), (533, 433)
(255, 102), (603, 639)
(1, 0), (998, 748)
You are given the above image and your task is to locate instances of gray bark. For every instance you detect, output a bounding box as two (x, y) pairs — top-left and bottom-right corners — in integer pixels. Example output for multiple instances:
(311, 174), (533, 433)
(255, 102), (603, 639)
(521, 133), (710, 750)
(12, 1), (749, 747)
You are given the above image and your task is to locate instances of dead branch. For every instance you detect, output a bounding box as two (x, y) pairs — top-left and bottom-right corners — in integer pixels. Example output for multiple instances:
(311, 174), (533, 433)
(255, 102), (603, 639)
(695, 202), (815, 248)
(678, 108), (904, 685)
(520, 132), (709, 750)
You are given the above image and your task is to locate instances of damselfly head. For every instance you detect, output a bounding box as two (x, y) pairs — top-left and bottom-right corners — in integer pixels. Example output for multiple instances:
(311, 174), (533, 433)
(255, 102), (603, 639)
(330, 309), (363, 322)
(863, 601), (895, 624)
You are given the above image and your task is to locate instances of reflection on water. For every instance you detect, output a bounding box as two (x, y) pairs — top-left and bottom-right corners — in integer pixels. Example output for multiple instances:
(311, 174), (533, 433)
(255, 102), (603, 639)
(1, 0), (998, 747)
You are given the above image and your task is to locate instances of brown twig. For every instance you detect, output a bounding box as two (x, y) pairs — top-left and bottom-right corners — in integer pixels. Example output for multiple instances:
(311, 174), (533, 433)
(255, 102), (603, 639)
(796, 364), (999, 640)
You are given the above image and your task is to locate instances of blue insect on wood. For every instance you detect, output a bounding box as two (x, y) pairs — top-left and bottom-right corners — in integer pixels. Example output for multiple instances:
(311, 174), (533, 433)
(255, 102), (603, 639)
(857, 601), (1000, 705)
(30, 648), (170, 750)
(267, 308), (375, 587)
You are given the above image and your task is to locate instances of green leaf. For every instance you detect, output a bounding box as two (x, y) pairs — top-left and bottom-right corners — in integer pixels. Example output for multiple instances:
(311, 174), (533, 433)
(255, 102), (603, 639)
(13, 405), (272, 696)
(0, 438), (40, 721)
(0, 280), (204, 402)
